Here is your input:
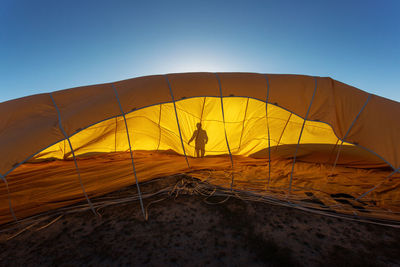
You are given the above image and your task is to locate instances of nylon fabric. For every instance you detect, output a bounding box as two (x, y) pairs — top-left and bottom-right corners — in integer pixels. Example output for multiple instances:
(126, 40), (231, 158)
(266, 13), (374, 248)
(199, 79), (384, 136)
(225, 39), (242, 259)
(289, 77), (318, 193)
(2, 151), (399, 225)
(1, 72), (399, 225)
(1, 73), (399, 175)
(165, 75), (190, 167)
(31, 97), (383, 168)
(331, 94), (372, 173)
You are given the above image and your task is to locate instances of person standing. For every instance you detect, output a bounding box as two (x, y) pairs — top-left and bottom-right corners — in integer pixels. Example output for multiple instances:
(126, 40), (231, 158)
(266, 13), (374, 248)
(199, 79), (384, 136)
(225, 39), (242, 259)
(188, 123), (208, 158)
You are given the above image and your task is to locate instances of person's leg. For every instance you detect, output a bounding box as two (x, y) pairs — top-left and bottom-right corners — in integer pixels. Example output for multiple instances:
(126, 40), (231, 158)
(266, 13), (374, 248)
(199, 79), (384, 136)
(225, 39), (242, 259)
(201, 148), (205, 158)
(196, 148), (200, 158)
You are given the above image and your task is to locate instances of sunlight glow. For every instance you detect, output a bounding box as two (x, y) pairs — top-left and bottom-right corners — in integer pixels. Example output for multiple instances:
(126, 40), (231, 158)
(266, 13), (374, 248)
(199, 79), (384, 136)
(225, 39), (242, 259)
(145, 43), (244, 74)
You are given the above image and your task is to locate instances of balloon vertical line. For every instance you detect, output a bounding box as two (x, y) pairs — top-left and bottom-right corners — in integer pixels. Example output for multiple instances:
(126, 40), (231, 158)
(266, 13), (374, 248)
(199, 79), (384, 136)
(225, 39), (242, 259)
(49, 93), (97, 216)
(112, 85), (146, 219)
(215, 73), (235, 190)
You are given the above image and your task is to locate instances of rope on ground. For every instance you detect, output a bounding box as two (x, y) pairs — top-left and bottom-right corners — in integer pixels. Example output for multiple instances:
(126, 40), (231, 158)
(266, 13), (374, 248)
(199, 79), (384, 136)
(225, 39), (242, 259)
(2, 174), (400, 235)
(35, 214), (64, 231)
(145, 197), (167, 221)
(7, 221), (40, 241)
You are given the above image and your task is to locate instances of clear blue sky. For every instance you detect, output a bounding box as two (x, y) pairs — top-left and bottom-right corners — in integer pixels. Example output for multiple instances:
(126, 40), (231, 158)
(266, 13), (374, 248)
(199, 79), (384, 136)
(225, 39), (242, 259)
(1, 0), (399, 103)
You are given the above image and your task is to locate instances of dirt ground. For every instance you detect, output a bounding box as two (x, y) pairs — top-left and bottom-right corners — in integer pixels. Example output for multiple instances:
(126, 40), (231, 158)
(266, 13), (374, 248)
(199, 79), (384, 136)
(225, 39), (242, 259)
(0, 176), (399, 267)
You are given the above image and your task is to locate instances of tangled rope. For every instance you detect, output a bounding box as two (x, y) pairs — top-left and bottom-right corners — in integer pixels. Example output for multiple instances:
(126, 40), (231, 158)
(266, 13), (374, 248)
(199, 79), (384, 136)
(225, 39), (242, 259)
(2, 174), (400, 240)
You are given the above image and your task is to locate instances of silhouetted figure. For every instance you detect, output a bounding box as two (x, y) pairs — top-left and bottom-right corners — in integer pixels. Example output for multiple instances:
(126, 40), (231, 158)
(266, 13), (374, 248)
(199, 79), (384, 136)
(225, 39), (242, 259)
(188, 123), (208, 158)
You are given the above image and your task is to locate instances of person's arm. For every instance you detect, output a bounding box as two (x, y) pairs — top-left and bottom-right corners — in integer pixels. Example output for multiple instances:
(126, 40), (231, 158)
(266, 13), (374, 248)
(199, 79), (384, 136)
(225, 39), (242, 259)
(188, 130), (197, 144)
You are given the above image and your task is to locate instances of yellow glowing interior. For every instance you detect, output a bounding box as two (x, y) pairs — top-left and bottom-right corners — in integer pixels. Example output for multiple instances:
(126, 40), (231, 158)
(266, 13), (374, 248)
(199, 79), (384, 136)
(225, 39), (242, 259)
(34, 97), (346, 160)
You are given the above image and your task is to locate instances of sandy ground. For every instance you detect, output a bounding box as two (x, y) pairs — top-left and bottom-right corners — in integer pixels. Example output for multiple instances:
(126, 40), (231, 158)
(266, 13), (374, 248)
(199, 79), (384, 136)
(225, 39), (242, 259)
(0, 175), (399, 267)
